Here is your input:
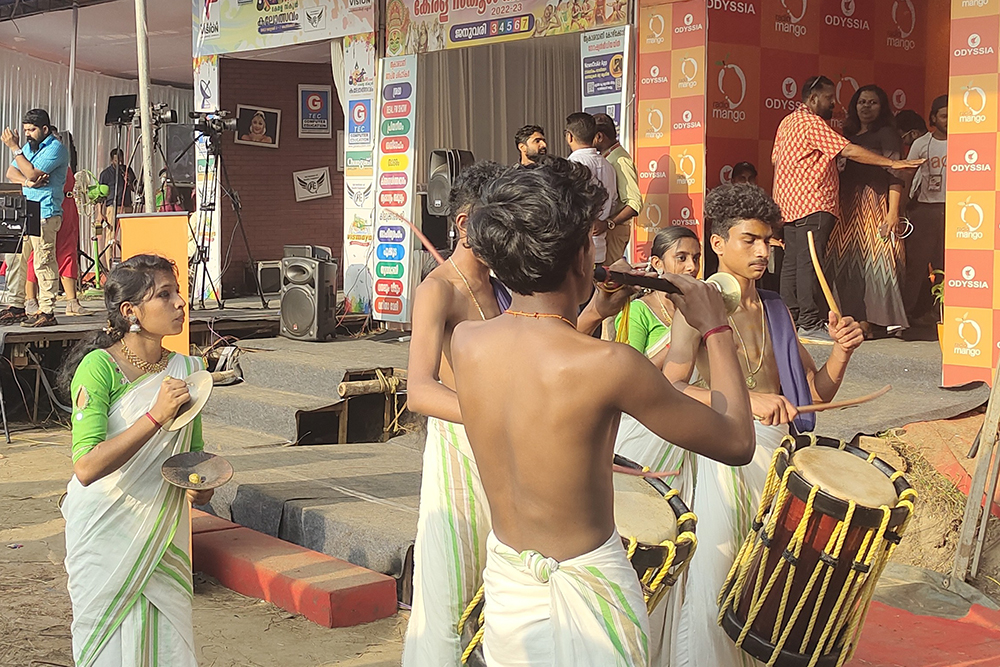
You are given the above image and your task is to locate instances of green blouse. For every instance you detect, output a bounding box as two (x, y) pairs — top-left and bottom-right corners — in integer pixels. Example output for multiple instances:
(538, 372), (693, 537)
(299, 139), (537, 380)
(614, 298), (671, 355)
(70, 349), (205, 463)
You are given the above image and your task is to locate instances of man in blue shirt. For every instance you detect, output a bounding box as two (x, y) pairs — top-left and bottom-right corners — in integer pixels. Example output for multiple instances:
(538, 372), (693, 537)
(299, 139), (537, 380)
(1, 108), (69, 327)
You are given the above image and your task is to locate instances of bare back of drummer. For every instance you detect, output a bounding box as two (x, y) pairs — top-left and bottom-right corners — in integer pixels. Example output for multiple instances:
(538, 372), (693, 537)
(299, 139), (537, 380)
(450, 157), (756, 665)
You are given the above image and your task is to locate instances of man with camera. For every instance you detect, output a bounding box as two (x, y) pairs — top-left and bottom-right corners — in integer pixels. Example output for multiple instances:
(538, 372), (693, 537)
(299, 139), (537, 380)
(2, 108), (69, 327)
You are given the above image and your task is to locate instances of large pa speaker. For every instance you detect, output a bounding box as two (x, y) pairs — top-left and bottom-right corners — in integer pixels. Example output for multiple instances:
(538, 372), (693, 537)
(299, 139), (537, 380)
(427, 149), (474, 216)
(279, 256), (338, 341)
(163, 124), (197, 186)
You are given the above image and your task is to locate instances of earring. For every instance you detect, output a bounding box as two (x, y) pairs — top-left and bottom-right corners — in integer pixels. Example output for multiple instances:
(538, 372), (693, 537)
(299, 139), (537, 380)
(128, 315), (141, 333)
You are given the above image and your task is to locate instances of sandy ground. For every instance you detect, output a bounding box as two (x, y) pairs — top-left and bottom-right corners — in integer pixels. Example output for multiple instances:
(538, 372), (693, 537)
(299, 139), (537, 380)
(0, 427), (405, 667)
(4, 412), (999, 666)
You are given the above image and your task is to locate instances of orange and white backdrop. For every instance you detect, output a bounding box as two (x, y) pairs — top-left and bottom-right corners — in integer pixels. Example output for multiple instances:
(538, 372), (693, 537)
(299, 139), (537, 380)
(943, 0), (1000, 386)
(632, 0), (707, 263)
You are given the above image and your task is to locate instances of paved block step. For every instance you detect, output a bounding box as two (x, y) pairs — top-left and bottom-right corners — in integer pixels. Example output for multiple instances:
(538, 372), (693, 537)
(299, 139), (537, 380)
(193, 524), (397, 628)
(202, 383), (341, 442)
(238, 344), (406, 397)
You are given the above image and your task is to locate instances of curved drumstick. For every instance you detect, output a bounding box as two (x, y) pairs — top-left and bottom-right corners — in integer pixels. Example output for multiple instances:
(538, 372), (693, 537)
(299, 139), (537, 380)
(384, 209), (447, 266)
(613, 464), (681, 479)
(797, 384), (891, 414)
(806, 230), (841, 318)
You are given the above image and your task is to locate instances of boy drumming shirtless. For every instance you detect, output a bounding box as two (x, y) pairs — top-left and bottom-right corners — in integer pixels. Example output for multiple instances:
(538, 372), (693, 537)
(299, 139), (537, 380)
(450, 157), (756, 666)
(404, 160), (632, 665)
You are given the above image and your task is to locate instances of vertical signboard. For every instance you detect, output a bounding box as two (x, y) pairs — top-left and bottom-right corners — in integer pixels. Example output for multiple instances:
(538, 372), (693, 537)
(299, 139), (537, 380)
(191, 55), (223, 302)
(942, 0), (1000, 386)
(632, 0), (707, 264)
(342, 32), (378, 314)
(373, 55), (417, 323)
(581, 26), (630, 127)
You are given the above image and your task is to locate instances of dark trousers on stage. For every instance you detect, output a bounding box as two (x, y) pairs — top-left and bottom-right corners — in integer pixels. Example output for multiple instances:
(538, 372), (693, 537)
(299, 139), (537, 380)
(780, 211), (836, 331)
(903, 202), (945, 321)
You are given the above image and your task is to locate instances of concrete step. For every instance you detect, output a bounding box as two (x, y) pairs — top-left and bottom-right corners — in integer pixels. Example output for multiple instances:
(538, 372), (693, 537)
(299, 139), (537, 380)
(203, 441), (421, 583)
(237, 339), (409, 396)
(201, 421), (288, 451)
(202, 383), (340, 443)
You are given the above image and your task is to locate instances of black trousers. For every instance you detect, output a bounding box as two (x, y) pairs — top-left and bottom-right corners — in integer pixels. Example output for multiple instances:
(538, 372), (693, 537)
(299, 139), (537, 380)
(780, 211), (837, 330)
(903, 202), (945, 321)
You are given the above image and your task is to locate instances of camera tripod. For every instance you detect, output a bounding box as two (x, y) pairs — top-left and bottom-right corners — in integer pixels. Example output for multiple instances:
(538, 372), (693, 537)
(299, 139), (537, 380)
(179, 126), (267, 310)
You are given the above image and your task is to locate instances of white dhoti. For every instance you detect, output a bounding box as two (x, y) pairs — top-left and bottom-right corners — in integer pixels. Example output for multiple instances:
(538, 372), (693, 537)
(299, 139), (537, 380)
(613, 414), (696, 666)
(482, 531), (650, 667)
(403, 417), (491, 666)
(671, 421), (789, 667)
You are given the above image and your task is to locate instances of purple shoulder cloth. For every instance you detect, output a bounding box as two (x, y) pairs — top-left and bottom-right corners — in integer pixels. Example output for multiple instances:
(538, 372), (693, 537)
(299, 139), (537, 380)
(759, 289), (815, 434)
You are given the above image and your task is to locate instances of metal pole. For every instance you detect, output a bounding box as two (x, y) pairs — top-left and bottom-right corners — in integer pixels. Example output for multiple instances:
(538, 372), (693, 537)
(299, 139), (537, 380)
(67, 3), (78, 132)
(133, 0), (156, 213)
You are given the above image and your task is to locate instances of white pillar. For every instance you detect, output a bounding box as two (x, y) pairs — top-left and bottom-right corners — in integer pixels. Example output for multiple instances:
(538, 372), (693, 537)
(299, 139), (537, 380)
(67, 3), (78, 132)
(134, 0), (156, 213)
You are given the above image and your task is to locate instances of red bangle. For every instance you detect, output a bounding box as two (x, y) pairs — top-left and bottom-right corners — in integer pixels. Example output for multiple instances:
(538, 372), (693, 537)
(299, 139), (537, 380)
(145, 411), (162, 430)
(702, 324), (733, 343)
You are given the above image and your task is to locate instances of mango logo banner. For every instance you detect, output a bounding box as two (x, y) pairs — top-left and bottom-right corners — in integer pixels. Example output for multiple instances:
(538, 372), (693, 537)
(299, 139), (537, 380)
(708, 44), (761, 139)
(949, 74), (998, 133)
(639, 51), (673, 99)
(874, 0), (920, 63)
(707, 0), (762, 46)
(636, 148), (672, 195)
(947, 134), (996, 191)
(945, 249), (994, 308)
(670, 96), (706, 145)
(637, 100), (670, 147)
(671, 2), (707, 49)
(639, 4), (671, 53)
(671, 47), (705, 98)
(952, 0), (1000, 19)
(946, 191), (995, 249)
(763, 0), (819, 52)
(669, 145), (704, 194)
(950, 17), (999, 76)
(759, 49), (820, 137)
(670, 193), (704, 229)
(942, 306), (992, 369)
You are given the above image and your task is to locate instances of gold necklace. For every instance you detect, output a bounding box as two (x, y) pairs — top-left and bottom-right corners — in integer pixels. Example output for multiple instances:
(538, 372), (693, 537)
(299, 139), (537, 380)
(120, 340), (169, 374)
(506, 310), (576, 328)
(449, 257), (487, 321)
(728, 298), (766, 390)
(656, 293), (673, 327)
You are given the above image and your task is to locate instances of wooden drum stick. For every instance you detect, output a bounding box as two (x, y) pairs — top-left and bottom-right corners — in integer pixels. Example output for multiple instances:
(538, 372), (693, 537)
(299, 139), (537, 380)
(797, 384), (892, 414)
(806, 230), (841, 318)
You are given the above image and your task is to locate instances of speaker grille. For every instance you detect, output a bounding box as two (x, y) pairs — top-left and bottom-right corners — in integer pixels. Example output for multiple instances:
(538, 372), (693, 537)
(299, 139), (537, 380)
(280, 286), (316, 336)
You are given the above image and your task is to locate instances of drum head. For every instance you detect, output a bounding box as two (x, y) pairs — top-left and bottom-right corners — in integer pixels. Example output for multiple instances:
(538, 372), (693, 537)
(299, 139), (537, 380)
(162, 451), (234, 490)
(613, 473), (678, 544)
(164, 370), (213, 432)
(792, 446), (897, 508)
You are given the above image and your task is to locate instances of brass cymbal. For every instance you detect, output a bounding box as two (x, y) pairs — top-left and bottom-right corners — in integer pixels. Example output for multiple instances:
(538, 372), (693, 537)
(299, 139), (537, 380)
(164, 370), (213, 432)
(161, 451), (233, 490)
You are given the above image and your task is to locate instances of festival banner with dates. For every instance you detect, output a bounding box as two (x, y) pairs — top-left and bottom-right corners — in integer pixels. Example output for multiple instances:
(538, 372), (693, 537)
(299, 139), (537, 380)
(194, 0), (375, 56)
(372, 55), (418, 323)
(941, 0), (1000, 387)
(383, 0), (627, 55)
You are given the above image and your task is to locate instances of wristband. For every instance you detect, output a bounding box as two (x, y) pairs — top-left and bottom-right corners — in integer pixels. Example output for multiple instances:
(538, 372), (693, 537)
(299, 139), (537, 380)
(702, 324), (733, 344)
(145, 411), (162, 430)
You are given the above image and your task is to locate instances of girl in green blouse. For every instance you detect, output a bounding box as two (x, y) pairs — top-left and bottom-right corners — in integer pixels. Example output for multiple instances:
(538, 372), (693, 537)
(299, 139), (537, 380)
(58, 254), (209, 667)
(615, 226), (701, 368)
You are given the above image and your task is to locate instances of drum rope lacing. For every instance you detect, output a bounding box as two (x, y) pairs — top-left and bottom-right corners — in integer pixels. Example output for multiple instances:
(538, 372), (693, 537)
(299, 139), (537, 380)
(717, 434), (916, 667)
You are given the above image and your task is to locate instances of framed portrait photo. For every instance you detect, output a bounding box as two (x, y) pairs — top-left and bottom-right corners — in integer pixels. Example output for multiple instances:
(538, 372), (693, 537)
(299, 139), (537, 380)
(234, 105), (281, 149)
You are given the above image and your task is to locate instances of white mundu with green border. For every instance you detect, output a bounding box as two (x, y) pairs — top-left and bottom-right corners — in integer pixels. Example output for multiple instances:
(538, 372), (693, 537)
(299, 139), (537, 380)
(63, 350), (205, 667)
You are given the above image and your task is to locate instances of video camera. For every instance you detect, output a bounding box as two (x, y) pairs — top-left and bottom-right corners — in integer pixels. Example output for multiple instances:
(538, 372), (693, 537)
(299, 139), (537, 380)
(189, 110), (238, 135)
(123, 102), (179, 126)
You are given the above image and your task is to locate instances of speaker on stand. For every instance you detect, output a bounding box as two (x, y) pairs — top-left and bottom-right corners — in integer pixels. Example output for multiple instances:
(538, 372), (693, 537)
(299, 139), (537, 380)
(279, 247), (338, 341)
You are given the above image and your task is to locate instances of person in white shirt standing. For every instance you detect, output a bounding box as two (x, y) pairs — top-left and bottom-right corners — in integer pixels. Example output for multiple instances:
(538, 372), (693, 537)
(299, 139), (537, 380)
(565, 112), (617, 266)
(903, 95), (947, 325)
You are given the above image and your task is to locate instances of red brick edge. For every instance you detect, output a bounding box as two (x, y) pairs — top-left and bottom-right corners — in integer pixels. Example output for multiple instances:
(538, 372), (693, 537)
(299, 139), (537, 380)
(190, 510), (397, 628)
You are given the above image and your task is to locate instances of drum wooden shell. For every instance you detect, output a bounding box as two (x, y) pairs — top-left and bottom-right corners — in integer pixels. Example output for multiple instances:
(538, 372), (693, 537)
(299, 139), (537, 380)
(720, 434), (914, 667)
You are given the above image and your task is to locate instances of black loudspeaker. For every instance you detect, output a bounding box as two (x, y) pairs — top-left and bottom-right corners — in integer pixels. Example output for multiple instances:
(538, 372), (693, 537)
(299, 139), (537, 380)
(163, 124), (197, 186)
(427, 149), (474, 216)
(105, 94), (137, 126)
(279, 256), (338, 341)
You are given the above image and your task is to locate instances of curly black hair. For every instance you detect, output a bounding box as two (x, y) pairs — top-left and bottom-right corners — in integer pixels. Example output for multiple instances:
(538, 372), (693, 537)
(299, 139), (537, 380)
(705, 183), (782, 239)
(448, 160), (508, 226)
(466, 156), (607, 295)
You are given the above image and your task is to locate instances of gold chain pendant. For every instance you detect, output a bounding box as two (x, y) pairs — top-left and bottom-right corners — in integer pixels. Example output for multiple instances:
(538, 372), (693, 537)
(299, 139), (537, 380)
(746, 375), (757, 390)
